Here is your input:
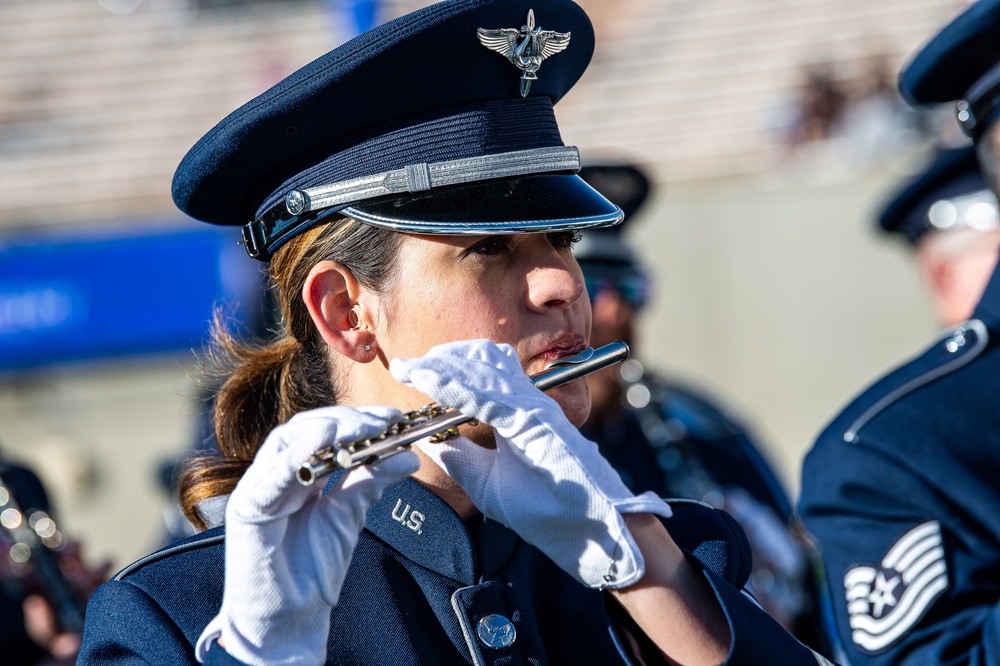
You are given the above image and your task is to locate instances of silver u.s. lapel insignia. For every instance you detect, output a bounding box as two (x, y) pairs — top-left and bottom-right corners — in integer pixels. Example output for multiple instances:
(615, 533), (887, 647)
(477, 9), (571, 97)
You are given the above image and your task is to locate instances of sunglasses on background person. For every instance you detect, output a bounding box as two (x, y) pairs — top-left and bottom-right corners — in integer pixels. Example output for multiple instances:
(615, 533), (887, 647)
(583, 273), (651, 312)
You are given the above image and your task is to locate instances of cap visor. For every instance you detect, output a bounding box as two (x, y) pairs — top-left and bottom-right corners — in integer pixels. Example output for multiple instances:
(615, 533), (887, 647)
(342, 174), (623, 234)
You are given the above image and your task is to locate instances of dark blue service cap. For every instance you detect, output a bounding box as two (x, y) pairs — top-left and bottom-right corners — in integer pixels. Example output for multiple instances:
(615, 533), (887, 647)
(878, 145), (998, 244)
(898, 0), (1000, 140)
(172, 0), (622, 261)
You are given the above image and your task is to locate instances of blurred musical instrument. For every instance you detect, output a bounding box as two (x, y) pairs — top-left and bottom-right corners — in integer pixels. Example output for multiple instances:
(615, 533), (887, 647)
(0, 466), (86, 635)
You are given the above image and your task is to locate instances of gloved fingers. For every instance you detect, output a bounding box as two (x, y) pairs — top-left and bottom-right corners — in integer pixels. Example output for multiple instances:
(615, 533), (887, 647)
(419, 338), (521, 369)
(506, 423), (608, 470)
(391, 341), (537, 425)
(283, 404), (405, 445)
(231, 405), (405, 522)
(251, 404), (404, 474)
(335, 448), (421, 501)
(390, 340), (528, 393)
(316, 451), (421, 544)
(414, 436), (496, 497)
(306, 450), (420, 604)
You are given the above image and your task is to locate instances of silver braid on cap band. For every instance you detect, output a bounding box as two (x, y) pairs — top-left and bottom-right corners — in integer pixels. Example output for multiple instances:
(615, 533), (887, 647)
(243, 146), (581, 260)
(291, 145), (579, 213)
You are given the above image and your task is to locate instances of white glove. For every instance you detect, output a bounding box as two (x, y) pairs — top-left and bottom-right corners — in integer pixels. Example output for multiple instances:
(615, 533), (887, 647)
(195, 405), (420, 666)
(390, 339), (671, 589)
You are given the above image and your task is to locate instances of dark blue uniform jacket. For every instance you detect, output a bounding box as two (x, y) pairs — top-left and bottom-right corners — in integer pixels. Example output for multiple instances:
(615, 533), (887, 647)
(81, 477), (826, 664)
(800, 264), (1000, 665)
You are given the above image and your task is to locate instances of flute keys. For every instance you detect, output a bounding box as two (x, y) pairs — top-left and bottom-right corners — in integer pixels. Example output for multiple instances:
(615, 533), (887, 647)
(477, 614), (516, 650)
(429, 427), (460, 443)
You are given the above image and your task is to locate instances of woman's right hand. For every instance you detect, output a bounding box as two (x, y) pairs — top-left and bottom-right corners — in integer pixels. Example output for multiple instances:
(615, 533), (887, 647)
(194, 405), (420, 666)
(390, 339), (672, 591)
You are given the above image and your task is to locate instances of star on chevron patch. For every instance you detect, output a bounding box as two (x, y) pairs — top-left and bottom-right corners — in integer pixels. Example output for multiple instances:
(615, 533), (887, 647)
(844, 521), (949, 654)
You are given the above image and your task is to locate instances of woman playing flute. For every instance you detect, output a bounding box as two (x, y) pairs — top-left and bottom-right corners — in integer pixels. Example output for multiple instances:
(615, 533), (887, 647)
(79, 1), (832, 663)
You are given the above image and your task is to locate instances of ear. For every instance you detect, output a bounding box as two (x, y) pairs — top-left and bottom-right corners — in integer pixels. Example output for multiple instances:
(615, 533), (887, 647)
(302, 260), (376, 362)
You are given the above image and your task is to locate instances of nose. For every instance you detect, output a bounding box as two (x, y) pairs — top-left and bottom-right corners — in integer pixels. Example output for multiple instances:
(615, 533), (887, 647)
(525, 248), (586, 312)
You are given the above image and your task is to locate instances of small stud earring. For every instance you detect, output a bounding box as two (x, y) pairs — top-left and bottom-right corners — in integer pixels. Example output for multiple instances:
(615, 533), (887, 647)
(364, 344), (371, 351)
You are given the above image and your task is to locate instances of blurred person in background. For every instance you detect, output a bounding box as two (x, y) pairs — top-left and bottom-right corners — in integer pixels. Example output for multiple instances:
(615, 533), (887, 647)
(574, 163), (837, 659)
(877, 145), (1000, 328)
(799, 1), (1000, 662)
(0, 454), (109, 665)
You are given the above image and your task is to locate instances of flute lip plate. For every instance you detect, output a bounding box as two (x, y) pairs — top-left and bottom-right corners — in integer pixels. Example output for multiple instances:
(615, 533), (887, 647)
(543, 346), (596, 370)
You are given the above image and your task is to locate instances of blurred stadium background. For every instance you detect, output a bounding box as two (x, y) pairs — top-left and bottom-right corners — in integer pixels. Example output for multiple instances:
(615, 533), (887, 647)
(0, 0), (972, 568)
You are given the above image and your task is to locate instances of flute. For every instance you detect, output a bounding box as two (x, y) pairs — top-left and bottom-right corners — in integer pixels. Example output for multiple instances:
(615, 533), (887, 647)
(297, 340), (629, 485)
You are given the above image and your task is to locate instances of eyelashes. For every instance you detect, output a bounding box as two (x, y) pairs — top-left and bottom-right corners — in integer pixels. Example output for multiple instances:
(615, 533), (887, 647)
(464, 231), (582, 259)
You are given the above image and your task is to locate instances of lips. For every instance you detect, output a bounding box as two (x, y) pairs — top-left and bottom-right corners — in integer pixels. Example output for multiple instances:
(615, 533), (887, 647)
(533, 334), (587, 368)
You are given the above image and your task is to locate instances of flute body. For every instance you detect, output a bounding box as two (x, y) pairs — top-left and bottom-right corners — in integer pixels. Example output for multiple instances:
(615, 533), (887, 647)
(297, 340), (629, 485)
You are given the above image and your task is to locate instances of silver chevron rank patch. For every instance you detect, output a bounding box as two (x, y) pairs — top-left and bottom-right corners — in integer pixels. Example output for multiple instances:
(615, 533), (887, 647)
(844, 521), (949, 654)
(477, 9), (571, 97)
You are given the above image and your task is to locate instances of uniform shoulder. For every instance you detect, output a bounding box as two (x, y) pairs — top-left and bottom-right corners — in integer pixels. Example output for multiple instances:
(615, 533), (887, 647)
(81, 528), (227, 662)
(817, 319), (991, 446)
(109, 526), (226, 609)
(663, 499), (753, 590)
(113, 526), (226, 582)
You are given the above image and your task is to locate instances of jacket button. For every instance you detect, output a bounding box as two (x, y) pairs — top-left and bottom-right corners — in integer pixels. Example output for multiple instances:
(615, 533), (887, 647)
(945, 330), (966, 353)
(477, 614), (516, 649)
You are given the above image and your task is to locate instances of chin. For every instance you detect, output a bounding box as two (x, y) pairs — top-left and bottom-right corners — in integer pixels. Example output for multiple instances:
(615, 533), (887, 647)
(549, 380), (592, 427)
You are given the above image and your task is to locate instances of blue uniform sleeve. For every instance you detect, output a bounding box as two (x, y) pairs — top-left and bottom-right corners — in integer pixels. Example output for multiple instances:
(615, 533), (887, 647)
(800, 437), (1000, 665)
(654, 500), (830, 664)
(696, 557), (832, 664)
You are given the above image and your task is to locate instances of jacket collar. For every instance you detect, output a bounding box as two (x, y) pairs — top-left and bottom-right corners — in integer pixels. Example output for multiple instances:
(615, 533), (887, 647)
(364, 477), (518, 586)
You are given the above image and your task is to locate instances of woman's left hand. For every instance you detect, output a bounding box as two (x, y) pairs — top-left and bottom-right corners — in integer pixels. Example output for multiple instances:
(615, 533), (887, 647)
(390, 339), (672, 589)
(195, 405), (419, 666)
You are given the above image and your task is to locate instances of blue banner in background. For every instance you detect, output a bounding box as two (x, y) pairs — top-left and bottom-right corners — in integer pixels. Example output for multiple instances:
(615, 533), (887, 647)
(324, 0), (380, 36)
(0, 223), (266, 372)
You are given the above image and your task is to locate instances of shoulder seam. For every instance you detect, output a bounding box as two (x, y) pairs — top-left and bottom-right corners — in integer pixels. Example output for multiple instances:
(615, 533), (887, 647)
(843, 319), (988, 443)
(114, 533), (225, 581)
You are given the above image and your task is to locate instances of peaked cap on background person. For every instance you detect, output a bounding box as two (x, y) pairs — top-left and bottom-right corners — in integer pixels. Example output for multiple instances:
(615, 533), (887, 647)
(878, 145), (998, 245)
(573, 163), (652, 269)
(899, 0), (1000, 142)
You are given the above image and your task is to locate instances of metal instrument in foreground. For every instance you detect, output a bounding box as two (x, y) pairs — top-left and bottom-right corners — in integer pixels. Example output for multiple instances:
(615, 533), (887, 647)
(297, 340), (629, 485)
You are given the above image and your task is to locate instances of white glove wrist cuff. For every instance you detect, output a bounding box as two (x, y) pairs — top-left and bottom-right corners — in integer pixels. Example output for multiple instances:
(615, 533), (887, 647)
(195, 615), (223, 663)
(596, 493), (673, 590)
(195, 611), (328, 666)
(614, 491), (673, 520)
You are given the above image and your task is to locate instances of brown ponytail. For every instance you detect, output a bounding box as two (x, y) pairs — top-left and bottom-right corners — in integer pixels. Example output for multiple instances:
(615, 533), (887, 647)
(178, 217), (402, 530)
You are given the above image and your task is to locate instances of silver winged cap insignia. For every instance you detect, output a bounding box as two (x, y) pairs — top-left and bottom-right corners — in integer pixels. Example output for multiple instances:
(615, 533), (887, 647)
(477, 9), (571, 97)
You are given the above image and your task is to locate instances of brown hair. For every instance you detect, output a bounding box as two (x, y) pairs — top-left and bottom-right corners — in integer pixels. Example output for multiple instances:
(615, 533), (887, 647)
(178, 217), (402, 530)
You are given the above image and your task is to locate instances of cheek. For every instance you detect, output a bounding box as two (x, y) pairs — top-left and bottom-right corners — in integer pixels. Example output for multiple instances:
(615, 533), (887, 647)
(422, 289), (515, 340)
(547, 380), (592, 427)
